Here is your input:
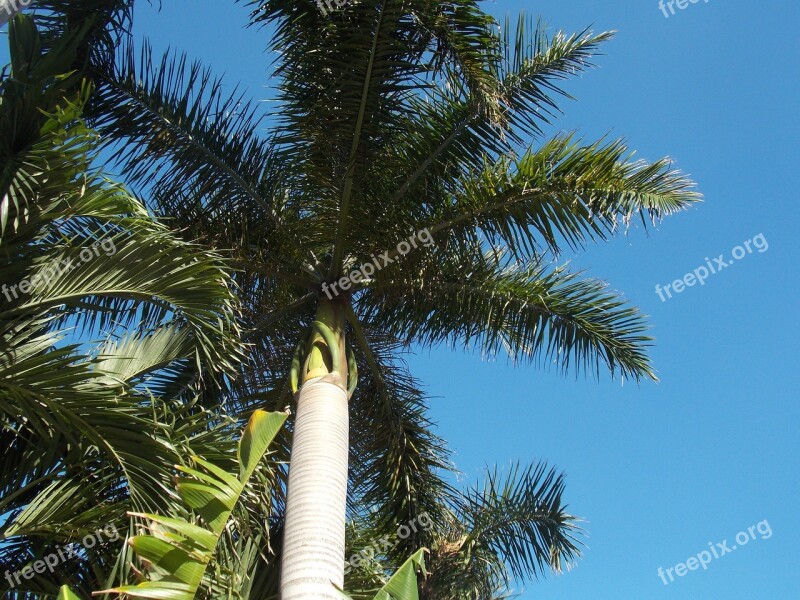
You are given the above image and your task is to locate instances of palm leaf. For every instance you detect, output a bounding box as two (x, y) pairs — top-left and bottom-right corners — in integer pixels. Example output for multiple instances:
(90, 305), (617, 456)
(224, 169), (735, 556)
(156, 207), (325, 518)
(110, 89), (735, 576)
(100, 410), (287, 599)
(360, 248), (656, 380)
(421, 463), (581, 599)
(339, 548), (427, 600)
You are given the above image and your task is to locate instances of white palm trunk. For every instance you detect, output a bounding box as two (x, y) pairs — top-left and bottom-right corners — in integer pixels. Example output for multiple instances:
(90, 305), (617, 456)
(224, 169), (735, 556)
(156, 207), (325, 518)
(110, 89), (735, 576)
(280, 376), (349, 599)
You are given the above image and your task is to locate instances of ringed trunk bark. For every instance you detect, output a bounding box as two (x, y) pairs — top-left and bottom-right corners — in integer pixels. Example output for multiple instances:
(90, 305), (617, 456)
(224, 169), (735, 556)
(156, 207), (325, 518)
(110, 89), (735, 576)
(280, 299), (350, 599)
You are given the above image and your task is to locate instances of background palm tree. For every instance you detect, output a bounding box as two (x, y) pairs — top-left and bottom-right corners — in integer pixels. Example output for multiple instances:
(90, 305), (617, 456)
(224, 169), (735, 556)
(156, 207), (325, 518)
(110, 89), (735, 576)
(0, 15), (257, 598)
(76, 0), (699, 597)
(340, 463), (581, 600)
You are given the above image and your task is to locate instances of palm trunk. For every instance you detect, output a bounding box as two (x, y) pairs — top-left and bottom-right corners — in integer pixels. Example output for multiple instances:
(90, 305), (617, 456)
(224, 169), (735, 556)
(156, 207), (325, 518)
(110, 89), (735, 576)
(280, 298), (350, 599)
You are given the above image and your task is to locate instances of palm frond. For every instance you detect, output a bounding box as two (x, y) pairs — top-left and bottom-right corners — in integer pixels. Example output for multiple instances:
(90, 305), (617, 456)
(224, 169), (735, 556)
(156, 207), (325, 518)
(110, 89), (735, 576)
(419, 135), (699, 258)
(360, 248), (656, 380)
(335, 23), (618, 254)
(88, 41), (323, 276)
(423, 462), (582, 599)
(101, 410), (287, 600)
(346, 315), (457, 558)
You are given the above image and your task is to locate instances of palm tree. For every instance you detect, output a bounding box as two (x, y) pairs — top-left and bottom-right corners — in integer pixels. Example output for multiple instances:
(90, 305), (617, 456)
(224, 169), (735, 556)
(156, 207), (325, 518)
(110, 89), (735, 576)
(74, 1), (699, 597)
(0, 15), (254, 597)
(340, 463), (581, 600)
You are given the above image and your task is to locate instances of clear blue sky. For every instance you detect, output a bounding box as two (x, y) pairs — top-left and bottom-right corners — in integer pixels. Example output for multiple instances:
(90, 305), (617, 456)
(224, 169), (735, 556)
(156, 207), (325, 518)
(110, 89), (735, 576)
(4, 0), (799, 597)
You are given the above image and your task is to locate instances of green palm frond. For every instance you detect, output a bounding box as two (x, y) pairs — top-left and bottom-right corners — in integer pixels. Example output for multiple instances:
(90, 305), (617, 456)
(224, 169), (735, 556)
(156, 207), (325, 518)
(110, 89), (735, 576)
(342, 461), (580, 600)
(0, 17), (261, 599)
(2, 17), (245, 379)
(26, 0), (135, 64)
(496, 18), (613, 138)
(250, 0), (437, 276)
(101, 409), (287, 599)
(92, 325), (197, 396)
(88, 40), (322, 278)
(344, 20), (614, 251)
(9, 227), (243, 374)
(422, 463), (581, 599)
(390, 20), (613, 189)
(417, 135), (699, 259)
(346, 322), (456, 554)
(466, 463), (581, 578)
(360, 248), (655, 380)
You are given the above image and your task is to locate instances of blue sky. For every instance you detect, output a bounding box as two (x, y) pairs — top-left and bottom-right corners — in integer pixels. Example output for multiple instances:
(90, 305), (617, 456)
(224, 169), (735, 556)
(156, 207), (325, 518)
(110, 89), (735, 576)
(4, 0), (799, 597)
